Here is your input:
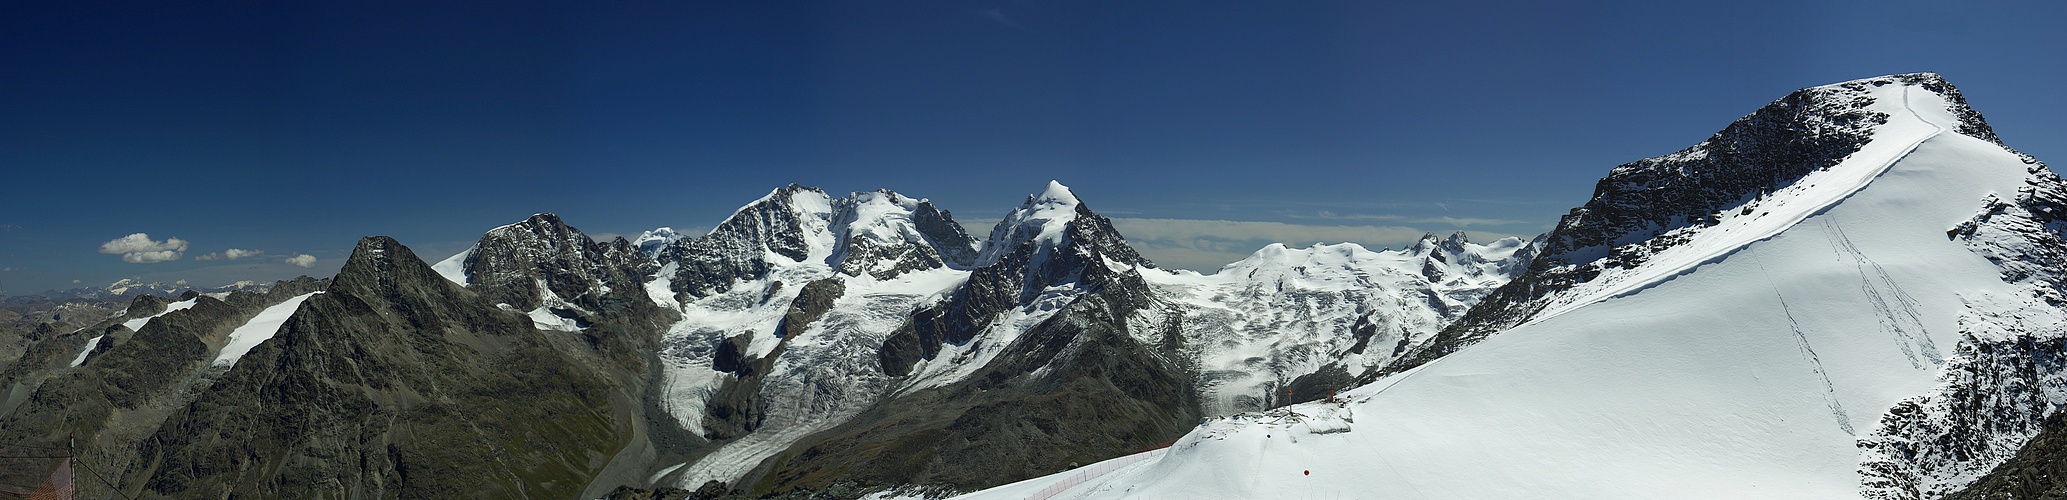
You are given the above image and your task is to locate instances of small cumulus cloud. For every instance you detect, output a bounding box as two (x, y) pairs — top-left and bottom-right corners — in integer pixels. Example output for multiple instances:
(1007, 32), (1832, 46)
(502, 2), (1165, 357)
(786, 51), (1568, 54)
(99, 233), (188, 263)
(0, 224), (19, 231)
(285, 254), (317, 268)
(194, 248), (265, 261)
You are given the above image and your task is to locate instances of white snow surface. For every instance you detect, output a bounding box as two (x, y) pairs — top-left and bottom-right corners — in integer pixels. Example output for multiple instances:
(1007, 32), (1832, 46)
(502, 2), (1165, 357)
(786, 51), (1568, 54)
(1143, 235), (1526, 414)
(634, 227), (684, 258)
(120, 297), (198, 332)
(212, 292), (322, 367)
(69, 336), (105, 367)
(975, 180), (1080, 266)
(430, 245), (474, 285)
(954, 78), (2038, 499)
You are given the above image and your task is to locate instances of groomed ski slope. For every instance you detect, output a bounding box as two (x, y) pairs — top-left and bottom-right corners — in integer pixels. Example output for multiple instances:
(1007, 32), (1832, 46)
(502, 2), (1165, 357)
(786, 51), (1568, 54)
(952, 80), (2031, 499)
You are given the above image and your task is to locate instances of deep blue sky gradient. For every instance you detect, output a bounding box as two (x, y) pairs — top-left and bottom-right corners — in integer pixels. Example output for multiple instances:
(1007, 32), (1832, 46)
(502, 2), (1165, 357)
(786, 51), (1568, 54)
(3, 0), (2063, 294)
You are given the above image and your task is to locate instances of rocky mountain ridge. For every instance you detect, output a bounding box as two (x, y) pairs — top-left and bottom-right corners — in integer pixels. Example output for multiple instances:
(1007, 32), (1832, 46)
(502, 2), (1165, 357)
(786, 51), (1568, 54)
(6, 72), (2060, 500)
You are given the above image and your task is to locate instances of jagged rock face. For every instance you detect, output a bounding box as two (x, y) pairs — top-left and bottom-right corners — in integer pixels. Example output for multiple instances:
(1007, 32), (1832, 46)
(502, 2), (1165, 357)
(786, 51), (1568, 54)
(1860, 159), (2067, 499)
(128, 237), (639, 499)
(832, 191), (977, 280)
(880, 193), (1152, 377)
(766, 285), (1196, 497)
(661, 184), (827, 299)
(1946, 410), (2067, 499)
(1409, 73), (2002, 373)
(658, 186), (978, 303)
(465, 213), (660, 313)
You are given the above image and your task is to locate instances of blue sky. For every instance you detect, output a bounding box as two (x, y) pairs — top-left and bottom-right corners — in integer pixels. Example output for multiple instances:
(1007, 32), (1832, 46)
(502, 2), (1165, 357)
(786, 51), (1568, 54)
(2, 0), (2063, 295)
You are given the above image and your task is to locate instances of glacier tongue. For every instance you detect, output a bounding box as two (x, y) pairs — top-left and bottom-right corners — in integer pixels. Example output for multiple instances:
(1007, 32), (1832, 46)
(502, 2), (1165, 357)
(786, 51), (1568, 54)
(650, 187), (983, 488)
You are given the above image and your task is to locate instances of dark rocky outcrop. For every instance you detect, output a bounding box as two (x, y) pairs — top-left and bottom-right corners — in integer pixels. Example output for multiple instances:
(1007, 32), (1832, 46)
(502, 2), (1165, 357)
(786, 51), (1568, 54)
(465, 213), (668, 320)
(660, 185), (823, 300)
(122, 237), (643, 499)
(879, 200), (1153, 378)
(1945, 410), (2067, 500)
(760, 290), (1195, 497)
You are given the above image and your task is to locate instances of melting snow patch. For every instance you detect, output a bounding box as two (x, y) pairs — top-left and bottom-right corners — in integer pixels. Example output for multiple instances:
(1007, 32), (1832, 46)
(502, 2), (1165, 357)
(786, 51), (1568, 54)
(527, 307), (585, 332)
(431, 245), (475, 285)
(213, 292), (322, 368)
(121, 297), (200, 332)
(69, 336), (106, 367)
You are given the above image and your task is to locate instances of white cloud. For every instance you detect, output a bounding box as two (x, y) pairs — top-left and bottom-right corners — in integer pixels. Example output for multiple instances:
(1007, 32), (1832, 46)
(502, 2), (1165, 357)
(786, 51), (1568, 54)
(98, 233), (188, 263)
(285, 254), (317, 268)
(122, 250), (183, 263)
(196, 248), (265, 261)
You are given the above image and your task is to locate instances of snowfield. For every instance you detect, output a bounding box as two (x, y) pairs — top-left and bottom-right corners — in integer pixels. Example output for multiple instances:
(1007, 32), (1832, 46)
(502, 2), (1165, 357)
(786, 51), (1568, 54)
(950, 76), (2052, 499)
(213, 292), (322, 367)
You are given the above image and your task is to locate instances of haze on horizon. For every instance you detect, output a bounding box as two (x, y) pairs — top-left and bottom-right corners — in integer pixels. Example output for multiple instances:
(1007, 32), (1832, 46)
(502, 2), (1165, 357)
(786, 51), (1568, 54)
(2, 0), (2062, 296)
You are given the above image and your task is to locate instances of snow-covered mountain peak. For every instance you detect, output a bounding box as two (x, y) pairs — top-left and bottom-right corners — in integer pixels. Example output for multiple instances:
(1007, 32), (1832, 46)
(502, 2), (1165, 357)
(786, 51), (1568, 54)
(1202, 234), (1527, 295)
(633, 227), (684, 258)
(976, 180), (1086, 265)
(1034, 179), (1079, 206)
(828, 188), (978, 278)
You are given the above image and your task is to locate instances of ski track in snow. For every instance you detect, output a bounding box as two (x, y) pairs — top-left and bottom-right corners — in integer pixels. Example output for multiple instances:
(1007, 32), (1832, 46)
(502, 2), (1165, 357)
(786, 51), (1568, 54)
(1759, 254), (1856, 436)
(1822, 218), (1939, 369)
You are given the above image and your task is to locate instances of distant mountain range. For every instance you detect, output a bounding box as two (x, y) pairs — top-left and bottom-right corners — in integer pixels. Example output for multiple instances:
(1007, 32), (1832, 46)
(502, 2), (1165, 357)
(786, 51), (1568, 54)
(4, 73), (2063, 499)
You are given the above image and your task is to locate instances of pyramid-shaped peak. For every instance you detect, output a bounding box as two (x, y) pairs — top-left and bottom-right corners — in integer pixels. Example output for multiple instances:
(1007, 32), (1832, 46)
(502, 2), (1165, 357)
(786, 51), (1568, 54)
(1032, 180), (1080, 206)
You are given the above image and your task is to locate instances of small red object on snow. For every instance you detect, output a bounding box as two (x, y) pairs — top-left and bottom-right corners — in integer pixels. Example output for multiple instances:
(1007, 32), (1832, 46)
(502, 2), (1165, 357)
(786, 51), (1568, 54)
(1303, 470), (1310, 476)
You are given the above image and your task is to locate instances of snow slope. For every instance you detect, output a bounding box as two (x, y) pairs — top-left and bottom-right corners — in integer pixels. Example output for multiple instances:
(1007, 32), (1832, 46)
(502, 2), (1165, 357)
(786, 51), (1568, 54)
(69, 336), (104, 367)
(952, 76), (2044, 499)
(430, 245), (473, 285)
(212, 292), (322, 367)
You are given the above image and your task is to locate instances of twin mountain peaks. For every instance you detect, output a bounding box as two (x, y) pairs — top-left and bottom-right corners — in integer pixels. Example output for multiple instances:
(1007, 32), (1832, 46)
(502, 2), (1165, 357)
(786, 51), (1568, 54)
(7, 73), (2066, 499)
